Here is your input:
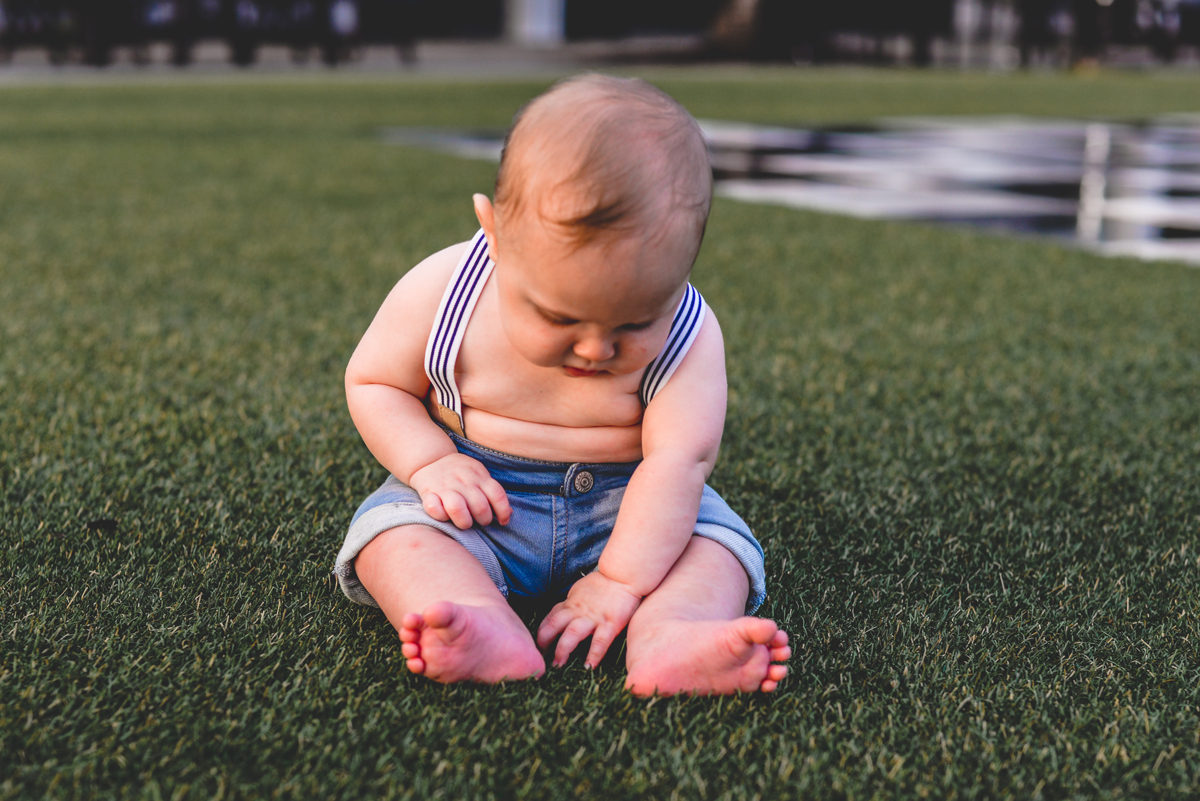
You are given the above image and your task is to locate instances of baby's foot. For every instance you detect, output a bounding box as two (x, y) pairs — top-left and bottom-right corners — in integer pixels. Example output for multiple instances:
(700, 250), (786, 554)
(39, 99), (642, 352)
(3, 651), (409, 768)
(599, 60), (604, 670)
(399, 601), (545, 684)
(625, 617), (790, 697)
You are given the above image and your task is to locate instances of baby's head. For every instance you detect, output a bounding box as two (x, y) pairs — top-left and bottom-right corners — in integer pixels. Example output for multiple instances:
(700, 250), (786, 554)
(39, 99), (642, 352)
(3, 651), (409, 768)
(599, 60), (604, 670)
(494, 74), (710, 254)
(475, 75), (712, 377)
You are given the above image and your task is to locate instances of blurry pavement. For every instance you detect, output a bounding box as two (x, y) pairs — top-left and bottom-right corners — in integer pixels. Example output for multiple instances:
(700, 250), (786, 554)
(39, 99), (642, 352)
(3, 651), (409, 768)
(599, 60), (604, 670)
(383, 118), (1200, 267)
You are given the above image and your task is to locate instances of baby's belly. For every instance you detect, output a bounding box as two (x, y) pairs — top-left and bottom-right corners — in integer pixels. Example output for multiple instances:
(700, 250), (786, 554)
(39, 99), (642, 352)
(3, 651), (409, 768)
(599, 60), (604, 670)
(462, 407), (643, 463)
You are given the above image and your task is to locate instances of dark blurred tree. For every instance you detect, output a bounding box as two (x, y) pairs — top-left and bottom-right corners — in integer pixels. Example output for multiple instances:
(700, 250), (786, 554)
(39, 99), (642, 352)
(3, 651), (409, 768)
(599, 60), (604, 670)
(565, 0), (724, 40)
(1070, 0), (1104, 60)
(731, 0), (954, 65)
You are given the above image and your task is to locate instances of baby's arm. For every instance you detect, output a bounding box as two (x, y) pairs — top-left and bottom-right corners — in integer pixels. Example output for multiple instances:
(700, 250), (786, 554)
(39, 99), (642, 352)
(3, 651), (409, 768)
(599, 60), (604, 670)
(345, 243), (510, 529)
(537, 314), (727, 667)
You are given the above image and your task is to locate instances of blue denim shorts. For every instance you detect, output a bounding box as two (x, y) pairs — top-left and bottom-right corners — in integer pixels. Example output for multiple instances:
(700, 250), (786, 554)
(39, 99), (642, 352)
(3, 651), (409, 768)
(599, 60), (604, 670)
(334, 431), (767, 613)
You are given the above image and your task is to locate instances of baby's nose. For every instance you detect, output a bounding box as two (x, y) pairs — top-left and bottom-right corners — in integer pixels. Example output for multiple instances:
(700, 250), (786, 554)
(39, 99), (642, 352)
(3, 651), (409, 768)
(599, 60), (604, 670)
(574, 335), (615, 364)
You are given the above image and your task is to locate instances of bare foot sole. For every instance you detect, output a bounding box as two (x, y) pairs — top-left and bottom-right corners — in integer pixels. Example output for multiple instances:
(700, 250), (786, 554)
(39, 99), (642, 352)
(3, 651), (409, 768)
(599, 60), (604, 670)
(399, 601), (545, 684)
(625, 617), (791, 697)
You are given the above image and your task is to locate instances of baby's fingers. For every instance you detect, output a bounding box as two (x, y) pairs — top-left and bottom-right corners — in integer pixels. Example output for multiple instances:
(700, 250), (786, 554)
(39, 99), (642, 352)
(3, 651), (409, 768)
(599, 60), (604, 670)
(437, 492), (476, 530)
(535, 604), (571, 651)
(553, 617), (597, 668)
(481, 478), (511, 527)
(584, 623), (620, 670)
(422, 493), (449, 523)
(459, 485), (497, 527)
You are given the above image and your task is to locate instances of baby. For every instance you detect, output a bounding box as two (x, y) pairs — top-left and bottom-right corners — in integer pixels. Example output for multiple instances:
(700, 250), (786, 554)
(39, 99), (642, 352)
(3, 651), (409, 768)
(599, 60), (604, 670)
(334, 74), (790, 696)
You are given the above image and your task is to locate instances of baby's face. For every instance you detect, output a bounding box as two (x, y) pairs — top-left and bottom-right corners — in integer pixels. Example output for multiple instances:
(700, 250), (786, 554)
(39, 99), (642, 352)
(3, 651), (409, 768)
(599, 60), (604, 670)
(492, 217), (696, 378)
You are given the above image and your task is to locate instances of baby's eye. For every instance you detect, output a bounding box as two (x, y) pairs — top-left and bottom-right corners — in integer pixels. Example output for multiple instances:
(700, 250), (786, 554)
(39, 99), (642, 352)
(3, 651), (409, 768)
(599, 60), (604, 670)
(540, 311), (578, 327)
(619, 320), (656, 332)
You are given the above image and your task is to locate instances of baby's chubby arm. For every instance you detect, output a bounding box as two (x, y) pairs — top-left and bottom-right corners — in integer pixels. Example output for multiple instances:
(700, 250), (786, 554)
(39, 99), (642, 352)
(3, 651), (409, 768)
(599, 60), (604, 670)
(345, 242), (511, 530)
(537, 313), (727, 667)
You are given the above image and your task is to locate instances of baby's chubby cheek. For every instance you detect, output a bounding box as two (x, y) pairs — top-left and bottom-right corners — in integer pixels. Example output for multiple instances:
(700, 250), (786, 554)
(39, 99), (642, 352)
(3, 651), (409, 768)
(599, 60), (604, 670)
(505, 327), (572, 369)
(619, 342), (653, 373)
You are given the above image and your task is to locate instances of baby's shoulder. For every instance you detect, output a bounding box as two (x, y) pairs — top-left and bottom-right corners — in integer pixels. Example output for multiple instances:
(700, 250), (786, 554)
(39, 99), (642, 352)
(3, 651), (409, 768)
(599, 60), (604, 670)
(358, 239), (475, 363)
(375, 239), (472, 323)
(395, 239), (473, 303)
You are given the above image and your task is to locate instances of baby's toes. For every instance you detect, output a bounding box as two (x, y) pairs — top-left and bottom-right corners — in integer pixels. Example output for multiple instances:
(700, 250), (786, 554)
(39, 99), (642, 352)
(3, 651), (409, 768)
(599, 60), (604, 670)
(759, 665), (788, 693)
(401, 639), (426, 674)
(770, 645), (792, 663)
(400, 613), (425, 641)
(741, 617), (779, 645)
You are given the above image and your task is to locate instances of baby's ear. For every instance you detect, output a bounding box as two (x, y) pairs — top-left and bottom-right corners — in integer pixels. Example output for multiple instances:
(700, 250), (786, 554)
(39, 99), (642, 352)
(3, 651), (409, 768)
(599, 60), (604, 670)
(473, 194), (500, 260)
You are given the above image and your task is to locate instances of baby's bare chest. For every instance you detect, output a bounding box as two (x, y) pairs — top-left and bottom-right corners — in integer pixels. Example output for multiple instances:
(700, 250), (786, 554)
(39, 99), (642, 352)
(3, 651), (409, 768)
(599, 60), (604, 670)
(453, 311), (645, 430)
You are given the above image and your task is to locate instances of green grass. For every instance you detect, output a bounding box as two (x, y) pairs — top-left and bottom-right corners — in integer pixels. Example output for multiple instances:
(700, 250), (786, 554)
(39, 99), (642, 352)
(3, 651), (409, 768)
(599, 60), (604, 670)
(2, 70), (1200, 799)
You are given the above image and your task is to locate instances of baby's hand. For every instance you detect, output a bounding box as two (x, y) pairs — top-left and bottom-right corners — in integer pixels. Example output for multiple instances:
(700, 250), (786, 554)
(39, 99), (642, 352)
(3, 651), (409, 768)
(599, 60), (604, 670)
(408, 453), (511, 530)
(536, 572), (642, 669)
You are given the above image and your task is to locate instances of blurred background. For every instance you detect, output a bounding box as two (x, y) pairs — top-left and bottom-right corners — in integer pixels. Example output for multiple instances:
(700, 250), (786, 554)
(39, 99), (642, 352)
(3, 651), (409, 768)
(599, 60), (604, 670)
(0, 0), (1197, 70)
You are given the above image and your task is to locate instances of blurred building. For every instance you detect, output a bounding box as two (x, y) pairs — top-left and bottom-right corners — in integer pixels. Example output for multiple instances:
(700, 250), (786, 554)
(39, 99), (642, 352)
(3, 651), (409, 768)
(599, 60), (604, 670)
(0, 0), (1196, 66)
(706, 0), (1199, 66)
(510, 0), (1200, 65)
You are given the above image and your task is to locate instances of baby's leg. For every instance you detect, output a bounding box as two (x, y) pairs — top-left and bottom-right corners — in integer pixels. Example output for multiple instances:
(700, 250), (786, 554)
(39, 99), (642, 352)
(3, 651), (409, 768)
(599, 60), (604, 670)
(355, 525), (544, 683)
(624, 537), (790, 697)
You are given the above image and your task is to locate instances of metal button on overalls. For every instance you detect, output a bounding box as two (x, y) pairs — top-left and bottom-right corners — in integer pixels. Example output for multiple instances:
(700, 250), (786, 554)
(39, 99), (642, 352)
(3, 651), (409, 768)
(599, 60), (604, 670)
(573, 470), (594, 494)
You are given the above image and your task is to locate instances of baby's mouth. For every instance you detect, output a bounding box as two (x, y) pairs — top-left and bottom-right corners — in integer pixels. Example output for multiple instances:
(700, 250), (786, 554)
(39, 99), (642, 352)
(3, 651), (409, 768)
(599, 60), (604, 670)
(563, 366), (602, 378)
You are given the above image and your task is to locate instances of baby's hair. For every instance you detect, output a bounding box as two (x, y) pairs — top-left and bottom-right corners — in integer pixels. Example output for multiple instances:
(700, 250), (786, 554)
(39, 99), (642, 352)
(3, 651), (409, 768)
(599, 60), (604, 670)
(494, 74), (712, 249)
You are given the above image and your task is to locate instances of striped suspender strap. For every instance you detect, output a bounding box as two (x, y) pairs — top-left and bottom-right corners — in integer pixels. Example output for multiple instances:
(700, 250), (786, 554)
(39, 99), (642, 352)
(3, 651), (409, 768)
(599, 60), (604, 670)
(639, 282), (707, 406)
(423, 230), (495, 436)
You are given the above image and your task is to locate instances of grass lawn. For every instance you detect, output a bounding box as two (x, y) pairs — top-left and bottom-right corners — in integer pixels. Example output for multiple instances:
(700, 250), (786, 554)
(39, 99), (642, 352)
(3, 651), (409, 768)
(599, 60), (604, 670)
(2, 69), (1200, 798)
